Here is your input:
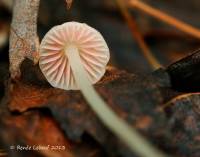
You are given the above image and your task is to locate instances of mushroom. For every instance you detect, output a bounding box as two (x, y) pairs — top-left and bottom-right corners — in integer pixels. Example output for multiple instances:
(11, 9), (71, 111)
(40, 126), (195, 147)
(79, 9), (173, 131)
(39, 22), (109, 90)
(39, 22), (167, 157)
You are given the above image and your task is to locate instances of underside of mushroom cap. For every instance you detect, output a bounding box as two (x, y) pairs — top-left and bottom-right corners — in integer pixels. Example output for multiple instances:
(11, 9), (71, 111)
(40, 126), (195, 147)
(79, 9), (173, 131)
(39, 22), (110, 90)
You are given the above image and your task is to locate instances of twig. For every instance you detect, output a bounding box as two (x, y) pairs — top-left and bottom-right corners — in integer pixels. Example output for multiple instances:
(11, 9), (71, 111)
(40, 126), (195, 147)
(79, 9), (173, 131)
(0, 149), (7, 156)
(9, 0), (40, 79)
(129, 0), (200, 40)
(66, 0), (73, 10)
(116, 0), (162, 70)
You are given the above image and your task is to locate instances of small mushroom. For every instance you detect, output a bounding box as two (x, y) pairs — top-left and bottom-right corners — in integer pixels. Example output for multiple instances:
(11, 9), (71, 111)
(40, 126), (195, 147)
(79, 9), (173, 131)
(39, 22), (109, 90)
(39, 22), (167, 157)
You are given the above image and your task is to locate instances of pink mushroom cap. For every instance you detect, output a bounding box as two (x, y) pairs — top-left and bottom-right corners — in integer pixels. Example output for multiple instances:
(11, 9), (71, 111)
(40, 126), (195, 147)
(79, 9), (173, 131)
(39, 22), (110, 90)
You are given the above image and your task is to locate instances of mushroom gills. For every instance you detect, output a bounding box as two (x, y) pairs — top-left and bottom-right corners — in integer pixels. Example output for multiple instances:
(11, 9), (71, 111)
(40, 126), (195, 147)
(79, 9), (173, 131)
(65, 45), (168, 157)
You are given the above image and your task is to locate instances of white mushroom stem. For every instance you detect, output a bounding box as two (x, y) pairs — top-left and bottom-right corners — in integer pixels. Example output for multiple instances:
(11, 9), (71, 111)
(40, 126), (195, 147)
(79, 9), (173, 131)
(65, 45), (168, 157)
